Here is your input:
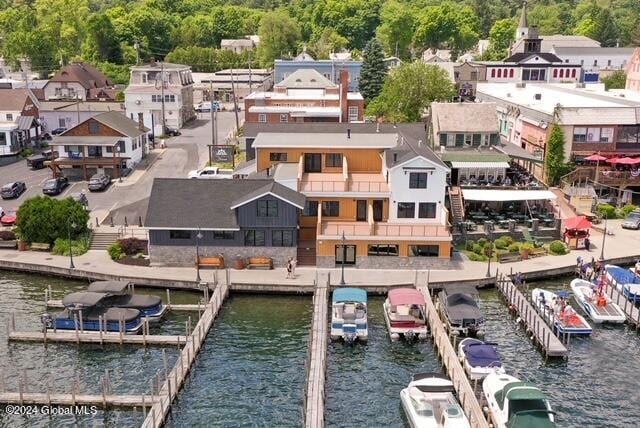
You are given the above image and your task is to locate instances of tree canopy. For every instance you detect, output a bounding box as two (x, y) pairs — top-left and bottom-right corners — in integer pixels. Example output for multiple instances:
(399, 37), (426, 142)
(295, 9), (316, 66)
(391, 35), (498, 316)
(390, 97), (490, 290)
(359, 38), (387, 102)
(16, 197), (89, 245)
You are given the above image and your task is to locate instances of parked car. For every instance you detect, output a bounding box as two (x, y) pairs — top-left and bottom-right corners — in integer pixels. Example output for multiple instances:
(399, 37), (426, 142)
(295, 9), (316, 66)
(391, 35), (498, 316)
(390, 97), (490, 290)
(621, 210), (640, 230)
(88, 173), (111, 191)
(51, 127), (67, 136)
(26, 150), (58, 169)
(165, 128), (181, 136)
(0, 211), (17, 226)
(42, 177), (69, 196)
(1, 181), (26, 199)
(188, 166), (234, 179)
(71, 192), (89, 209)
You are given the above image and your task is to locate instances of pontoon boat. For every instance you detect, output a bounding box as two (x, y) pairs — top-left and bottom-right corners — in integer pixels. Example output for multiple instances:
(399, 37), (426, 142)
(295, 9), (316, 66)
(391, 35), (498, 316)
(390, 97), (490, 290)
(330, 288), (368, 343)
(383, 288), (428, 341)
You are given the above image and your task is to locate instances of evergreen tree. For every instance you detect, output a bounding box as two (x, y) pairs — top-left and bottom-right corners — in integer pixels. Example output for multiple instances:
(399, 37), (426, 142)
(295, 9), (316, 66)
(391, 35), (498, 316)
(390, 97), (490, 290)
(359, 38), (387, 102)
(545, 123), (567, 185)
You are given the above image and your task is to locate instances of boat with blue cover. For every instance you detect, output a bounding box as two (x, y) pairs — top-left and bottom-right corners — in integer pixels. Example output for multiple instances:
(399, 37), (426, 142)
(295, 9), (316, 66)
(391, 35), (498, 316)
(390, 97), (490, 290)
(605, 265), (640, 302)
(88, 280), (167, 321)
(330, 288), (367, 343)
(457, 338), (504, 380)
(41, 292), (144, 334)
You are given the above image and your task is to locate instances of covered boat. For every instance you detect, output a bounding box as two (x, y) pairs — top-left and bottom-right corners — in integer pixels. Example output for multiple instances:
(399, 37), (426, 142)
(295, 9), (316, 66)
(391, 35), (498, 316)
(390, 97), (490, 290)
(483, 373), (555, 428)
(400, 373), (470, 428)
(330, 288), (368, 343)
(570, 278), (625, 324)
(605, 265), (640, 302)
(437, 286), (484, 337)
(383, 288), (428, 341)
(532, 289), (592, 335)
(457, 338), (504, 380)
(88, 280), (167, 320)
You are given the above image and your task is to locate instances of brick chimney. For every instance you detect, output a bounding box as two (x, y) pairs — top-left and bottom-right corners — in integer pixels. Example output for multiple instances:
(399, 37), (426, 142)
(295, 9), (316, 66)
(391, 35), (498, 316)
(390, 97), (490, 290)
(339, 69), (349, 122)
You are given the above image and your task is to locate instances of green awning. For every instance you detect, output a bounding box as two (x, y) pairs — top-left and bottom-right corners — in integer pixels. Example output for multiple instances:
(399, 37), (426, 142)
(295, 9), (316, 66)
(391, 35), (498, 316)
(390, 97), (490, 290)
(441, 152), (511, 163)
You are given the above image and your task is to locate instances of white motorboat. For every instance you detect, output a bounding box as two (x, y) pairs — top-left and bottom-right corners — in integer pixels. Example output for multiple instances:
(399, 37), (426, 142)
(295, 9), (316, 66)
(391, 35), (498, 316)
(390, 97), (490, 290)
(383, 288), (428, 341)
(605, 265), (640, 302)
(330, 288), (368, 343)
(532, 288), (592, 335)
(457, 338), (504, 380)
(482, 372), (555, 428)
(400, 373), (471, 428)
(570, 279), (625, 324)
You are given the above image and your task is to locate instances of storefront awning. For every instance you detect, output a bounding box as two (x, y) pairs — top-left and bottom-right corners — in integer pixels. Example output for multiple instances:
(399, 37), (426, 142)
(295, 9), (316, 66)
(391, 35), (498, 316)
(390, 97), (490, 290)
(462, 189), (557, 202)
(450, 161), (510, 169)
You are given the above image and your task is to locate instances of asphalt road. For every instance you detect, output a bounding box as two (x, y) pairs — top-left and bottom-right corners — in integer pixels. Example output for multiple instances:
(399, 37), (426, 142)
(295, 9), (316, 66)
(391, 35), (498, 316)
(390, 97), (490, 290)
(0, 112), (238, 225)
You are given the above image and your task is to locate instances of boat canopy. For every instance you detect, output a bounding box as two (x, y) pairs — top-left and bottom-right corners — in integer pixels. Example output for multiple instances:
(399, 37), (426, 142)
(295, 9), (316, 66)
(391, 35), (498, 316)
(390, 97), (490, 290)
(388, 288), (425, 306)
(443, 293), (484, 323)
(88, 280), (132, 294)
(463, 339), (502, 368)
(495, 382), (547, 410)
(607, 266), (640, 284)
(332, 287), (367, 303)
(61, 291), (108, 308)
(508, 412), (556, 428)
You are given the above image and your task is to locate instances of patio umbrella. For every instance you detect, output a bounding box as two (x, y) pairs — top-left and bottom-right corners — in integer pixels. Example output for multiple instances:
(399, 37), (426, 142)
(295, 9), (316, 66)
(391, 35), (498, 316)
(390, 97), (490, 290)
(615, 157), (638, 165)
(564, 215), (592, 230)
(606, 157), (621, 164)
(584, 154), (607, 162)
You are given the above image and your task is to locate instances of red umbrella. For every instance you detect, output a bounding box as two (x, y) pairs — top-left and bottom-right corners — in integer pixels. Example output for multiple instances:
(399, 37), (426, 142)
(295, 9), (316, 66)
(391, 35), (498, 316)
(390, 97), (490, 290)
(564, 216), (592, 230)
(616, 157), (639, 165)
(584, 154), (607, 161)
(606, 157), (621, 164)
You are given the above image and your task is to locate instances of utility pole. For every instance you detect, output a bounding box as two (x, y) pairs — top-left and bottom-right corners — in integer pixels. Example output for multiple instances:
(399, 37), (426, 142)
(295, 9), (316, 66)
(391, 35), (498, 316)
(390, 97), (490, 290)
(159, 61), (166, 136)
(230, 68), (240, 132)
(248, 51), (253, 93)
(209, 78), (216, 165)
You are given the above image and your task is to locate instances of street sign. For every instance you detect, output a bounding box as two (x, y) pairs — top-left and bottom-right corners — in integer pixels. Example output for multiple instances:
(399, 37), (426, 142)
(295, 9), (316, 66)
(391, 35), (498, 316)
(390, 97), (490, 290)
(212, 145), (235, 164)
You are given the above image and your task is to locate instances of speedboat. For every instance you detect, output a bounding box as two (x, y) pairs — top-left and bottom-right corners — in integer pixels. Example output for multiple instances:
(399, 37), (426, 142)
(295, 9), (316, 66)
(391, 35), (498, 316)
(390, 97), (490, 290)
(570, 278), (625, 324)
(330, 288), (368, 343)
(605, 265), (640, 302)
(41, 291), (143, 333)
(88, 280), (167, 321)
(457, 338), (504, 380)
(400, 373), (470, 428)
(437, 286), (484, 337)
(383, 288), (428, 341)
(532, 288), (592, 335)
(483, 372), (555, 428)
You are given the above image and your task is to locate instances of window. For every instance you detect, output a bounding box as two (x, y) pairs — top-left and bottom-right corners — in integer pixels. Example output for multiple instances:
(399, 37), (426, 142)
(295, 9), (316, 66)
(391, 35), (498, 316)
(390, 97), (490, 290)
(0, 133), (5, 145)
(322, 201), (339, 217)
(409, 173), (428, 189)
(573, 127), (587, 142)
(455, 134), (464, 147)
(600, 128), (614, 142)
(280, 114), (288, 123)
(272, 230), (294, 247)
(464, 134), (473, 147)
(6, 114), (12, 121)
(397, 202), (415, 218)
(169, 230), (191, 239)
(257, 200), (278, 217)
(497, 69), (502, 78)
(213, 231), (234, 240)
(258, 114), (267, 123)
(152, 95), (162, 102)
(89, 121), (100, 134)
(367, 244), (399, 256)
(325, 153), (343, 168)
(58, 118), (66, 128)
(409, 245), (440, 257)
(571, 69), (576, 78)
(472, 134), (481, 146)
(269, 152), (287, 161)
(490, 134), (499, 145)
(418, 203), (437, 219)
(470, 71), (478, 80)
(335, 245), (356, 264)
(586, 127), (601, 142)
(509, 69), (514, 78)
(303, 201), (319, 216)
(165, 95), (176, 102)
(523, 69), (546, 81)
(141, 73), (147, 84)
(553, 69), (558, 78)
(244, 230), (265, 246)
(490, 69), (496, 78)
(348, 106), (358, 122)
(618, 126), (640, 144)
(439, 133), (447, 146)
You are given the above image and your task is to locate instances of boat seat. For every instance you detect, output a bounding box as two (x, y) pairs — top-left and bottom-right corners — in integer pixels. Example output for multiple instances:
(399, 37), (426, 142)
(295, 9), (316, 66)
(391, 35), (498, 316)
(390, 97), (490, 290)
(397, 306), (410, 316)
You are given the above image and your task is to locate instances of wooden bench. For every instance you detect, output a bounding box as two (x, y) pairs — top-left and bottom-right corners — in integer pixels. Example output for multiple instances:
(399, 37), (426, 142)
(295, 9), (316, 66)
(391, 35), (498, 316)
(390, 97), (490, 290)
(245, 257), (273, 270)
(529, 247), (547, 258)
(498, 252), (521, 263)
(197, 256), (224, 269)
(30, 242), (50, 251)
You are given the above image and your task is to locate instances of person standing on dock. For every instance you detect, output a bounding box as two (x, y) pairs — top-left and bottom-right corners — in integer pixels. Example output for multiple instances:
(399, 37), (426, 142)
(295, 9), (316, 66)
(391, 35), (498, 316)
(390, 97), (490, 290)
(514, 272), (523, 286)
(286, 258), (293, 279)
(584, 237), (591, 251)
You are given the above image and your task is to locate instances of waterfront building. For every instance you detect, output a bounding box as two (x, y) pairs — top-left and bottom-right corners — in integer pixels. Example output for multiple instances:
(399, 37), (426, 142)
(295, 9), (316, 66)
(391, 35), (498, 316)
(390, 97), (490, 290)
(244, 69), (364, 125)
(145, 178), (305, 267)
(274, 57), (362, 92)
(39, 100), (123, 135)
(42, 62), (116, 102)
(49, 110), (148, 179)
(124, 60), (195, 136)
(0, 88), (42, 162)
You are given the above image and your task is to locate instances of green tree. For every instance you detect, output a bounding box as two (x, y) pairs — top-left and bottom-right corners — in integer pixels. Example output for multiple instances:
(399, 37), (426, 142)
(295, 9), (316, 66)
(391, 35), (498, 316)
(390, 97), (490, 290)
(165, 47), (249, 72)
(529, 4), (568, 35)
(16, 197), (89, 245)
(309, 28), (349, 59)
(485, 18), (515, 60)
(413, 2), (479, 55)
(35, 0), (90, 64)
(359, 38), (387, 102)
(601, 70), (627, 90)
(574, 3), (619, 46)
(311, 0), (382, 50)
(171, 14), (218, 47)
(257, 10), (301, 67)
(82, 13), (123, 63)
(366, 61), (455, 122)
(376, 0), (415, 59)
(544, 123), (567, 186)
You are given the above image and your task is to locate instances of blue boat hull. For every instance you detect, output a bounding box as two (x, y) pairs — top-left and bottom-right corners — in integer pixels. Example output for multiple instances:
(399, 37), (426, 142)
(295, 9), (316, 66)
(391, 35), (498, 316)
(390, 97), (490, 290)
(50, 317), (143, 333)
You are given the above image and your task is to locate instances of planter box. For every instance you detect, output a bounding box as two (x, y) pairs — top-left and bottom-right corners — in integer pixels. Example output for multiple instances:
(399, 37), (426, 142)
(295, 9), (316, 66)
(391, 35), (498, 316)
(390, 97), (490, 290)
(0, 240), (18, 249)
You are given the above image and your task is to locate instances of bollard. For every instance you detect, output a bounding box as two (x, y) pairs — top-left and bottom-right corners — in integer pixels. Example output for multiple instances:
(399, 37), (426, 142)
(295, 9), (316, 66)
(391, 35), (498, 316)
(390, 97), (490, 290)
(162, 349), (169, 380)
(166, 289), (171, 309)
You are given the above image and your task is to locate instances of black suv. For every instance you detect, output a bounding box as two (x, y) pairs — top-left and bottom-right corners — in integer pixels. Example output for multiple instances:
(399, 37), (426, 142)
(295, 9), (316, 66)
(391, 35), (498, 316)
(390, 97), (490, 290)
(42, 177), (69, 196)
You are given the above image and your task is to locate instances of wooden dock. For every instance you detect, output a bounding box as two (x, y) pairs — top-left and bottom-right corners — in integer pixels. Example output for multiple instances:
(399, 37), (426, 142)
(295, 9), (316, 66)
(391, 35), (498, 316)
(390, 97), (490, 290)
(606, 283), (640, 327)
(46, 299), (203, 312)
(8, 331), (187, 346)
(418, 285), (489, 428)
(0, 392), (159, 407)
(496, 275), (569, 358)
(141, 280), (229, 428)
(303, 276), (329, 428)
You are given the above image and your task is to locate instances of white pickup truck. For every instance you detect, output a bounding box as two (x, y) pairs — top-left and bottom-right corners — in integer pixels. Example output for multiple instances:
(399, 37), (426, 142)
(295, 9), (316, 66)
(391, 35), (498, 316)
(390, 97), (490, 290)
(188, 166), (234, 179)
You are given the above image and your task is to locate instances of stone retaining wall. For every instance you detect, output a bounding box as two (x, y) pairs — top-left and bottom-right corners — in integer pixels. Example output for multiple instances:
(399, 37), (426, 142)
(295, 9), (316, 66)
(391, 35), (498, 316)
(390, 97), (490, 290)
(316, 255), (457, 270)
(149, 244), (296, 268)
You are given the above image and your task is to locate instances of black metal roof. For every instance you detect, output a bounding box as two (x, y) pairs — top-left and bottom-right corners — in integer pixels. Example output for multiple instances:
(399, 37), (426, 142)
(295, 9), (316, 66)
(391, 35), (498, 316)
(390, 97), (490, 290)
(503, 52), (563, 64)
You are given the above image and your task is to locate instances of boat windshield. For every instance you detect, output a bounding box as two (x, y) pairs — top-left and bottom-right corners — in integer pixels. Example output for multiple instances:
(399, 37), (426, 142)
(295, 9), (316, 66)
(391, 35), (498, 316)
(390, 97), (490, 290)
(410, 397), (434, 417)
(446, 404), (464, 418)
(508, 399), (549, 420)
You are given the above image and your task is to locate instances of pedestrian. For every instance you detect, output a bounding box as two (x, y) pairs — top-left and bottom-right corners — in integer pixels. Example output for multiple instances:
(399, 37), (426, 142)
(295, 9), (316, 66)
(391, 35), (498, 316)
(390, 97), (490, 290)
(515, 272), (522, 286)
(584, 237), (590, 251)
(576, 255), (583, 267)
(286, 258), (292, 279)
(635, 259), (640, 275)
(291, 258), (297, 278)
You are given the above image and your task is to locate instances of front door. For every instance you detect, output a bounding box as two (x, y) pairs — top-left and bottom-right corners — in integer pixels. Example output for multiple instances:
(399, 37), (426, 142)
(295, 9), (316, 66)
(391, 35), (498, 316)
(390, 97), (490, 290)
(373, 200), (383, 221)
(335, 244), (356, 265)
(304, 153), (322, 173)
(356, 200), (367, 221)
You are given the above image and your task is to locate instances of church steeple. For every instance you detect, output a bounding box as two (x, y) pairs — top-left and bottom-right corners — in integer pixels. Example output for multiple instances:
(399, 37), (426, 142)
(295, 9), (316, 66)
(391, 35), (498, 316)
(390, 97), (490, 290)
(516, 2), (529, 41)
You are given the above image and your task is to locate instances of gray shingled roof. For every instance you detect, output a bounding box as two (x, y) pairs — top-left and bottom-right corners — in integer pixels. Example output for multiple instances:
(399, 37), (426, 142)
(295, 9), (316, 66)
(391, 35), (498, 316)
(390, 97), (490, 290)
(276, 69), (336, 89)
(431, 102), (498, 134)
(244, 122), (427, 139)
(385, 135), (449, 170)
(145, 178), (305, 229)
(93, 111), (148, 137)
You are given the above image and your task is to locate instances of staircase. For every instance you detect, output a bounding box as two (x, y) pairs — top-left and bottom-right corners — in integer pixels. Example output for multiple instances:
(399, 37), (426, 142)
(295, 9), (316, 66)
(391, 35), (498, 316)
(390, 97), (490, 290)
(448, 186), (465, 224)
(297, 240), (317, 266)
(90, 231), (120, 250)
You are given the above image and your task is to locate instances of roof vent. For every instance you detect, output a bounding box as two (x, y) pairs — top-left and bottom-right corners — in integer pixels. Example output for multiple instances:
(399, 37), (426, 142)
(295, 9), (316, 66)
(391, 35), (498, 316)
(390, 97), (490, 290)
(534, 93), (542, 100)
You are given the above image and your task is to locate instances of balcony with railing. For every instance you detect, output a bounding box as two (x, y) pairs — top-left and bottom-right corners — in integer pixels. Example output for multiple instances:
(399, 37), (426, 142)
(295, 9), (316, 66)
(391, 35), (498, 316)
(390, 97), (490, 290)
(320, 221), (450, 239)
(299, 173), (389, 194)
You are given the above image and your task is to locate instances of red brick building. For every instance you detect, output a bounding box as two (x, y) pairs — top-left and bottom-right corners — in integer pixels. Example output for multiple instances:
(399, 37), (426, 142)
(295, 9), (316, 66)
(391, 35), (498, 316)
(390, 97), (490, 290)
(244, 69), (364, 124)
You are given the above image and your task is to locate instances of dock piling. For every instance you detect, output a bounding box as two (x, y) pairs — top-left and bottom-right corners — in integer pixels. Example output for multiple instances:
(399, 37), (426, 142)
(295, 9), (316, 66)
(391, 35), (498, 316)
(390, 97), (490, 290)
(166, 289), (171, 310)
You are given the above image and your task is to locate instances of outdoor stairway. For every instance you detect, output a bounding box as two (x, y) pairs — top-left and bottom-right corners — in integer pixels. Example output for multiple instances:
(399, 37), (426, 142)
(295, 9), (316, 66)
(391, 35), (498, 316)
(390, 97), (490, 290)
(90, 231), (120, 250)
(448, 186), (464, 224)
(297, 240), (317, 266)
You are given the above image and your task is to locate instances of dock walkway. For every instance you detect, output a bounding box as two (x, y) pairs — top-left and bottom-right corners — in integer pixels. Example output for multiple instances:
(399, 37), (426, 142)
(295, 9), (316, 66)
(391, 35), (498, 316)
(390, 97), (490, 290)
(418, 285), (489, 428)
(0, 392), (158, 407)
(303, 274), (329, 428)
(495, 275), (569, 358)
(606, 283), (640, 327)
(8, 331), (187, 346)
